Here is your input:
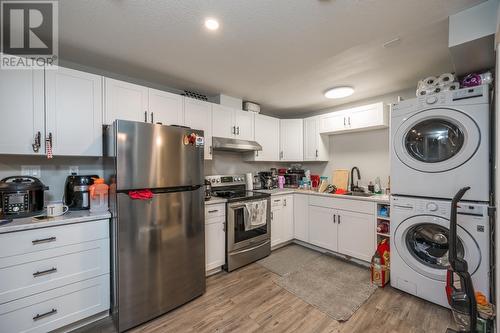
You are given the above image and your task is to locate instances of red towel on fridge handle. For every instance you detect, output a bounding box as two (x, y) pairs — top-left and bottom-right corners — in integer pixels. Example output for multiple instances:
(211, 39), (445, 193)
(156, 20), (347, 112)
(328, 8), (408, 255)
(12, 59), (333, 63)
(128, 190), (154, 200)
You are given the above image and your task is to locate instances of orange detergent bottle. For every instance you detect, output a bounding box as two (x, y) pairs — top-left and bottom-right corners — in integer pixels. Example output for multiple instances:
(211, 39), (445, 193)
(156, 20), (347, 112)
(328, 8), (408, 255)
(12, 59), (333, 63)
(89, 178), (109, 213)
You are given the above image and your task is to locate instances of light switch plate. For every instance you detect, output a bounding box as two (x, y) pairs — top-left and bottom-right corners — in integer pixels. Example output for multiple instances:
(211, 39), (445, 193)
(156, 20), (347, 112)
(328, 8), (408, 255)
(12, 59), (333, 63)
(69, 166), (79, 175)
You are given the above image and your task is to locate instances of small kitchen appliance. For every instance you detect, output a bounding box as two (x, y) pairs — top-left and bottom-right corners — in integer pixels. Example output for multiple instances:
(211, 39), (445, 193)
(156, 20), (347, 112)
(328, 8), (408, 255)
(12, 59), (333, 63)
(64, 175), (97, 210)
(204, 179), (212, 200)
(258, 171), (276, 190)
(0, 176), (48, 218)
(206, 174), (271, 272)
(284, 168), (305, 188)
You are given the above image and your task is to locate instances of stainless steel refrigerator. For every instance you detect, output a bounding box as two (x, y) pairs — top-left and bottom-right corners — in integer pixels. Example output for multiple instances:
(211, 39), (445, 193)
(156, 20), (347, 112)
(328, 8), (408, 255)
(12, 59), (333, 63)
(104, 120), (205, 332)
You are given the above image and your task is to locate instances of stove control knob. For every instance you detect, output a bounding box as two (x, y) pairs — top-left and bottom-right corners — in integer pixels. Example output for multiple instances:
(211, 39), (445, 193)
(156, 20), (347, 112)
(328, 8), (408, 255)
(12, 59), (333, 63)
(216, 179), (220, 183)
(426, 202), (438, 212)
(211, 179), (216, 183)
(13, 206), (19, 212)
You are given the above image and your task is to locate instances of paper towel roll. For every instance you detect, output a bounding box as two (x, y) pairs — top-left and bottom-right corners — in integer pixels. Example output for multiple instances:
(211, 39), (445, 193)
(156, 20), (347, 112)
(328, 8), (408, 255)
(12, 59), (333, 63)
(437, 73), (455, 86)
(245, 173), (253, 190)
(443, 82), (460, 91)
(422, 76), (438, 86)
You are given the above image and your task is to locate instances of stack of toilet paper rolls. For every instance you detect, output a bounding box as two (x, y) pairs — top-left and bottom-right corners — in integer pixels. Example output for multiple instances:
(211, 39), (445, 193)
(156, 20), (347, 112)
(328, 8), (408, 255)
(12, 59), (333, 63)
(416, 73), (460, 97)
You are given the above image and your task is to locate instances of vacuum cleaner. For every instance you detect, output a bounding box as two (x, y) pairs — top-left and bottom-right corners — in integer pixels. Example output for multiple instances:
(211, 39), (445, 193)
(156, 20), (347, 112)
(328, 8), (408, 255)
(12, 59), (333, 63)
(445, 187), (477, 333)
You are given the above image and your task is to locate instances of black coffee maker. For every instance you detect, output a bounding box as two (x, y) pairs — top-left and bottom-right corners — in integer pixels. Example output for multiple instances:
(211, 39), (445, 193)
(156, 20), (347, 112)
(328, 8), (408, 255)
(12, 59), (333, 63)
(64, 175), (98, 210)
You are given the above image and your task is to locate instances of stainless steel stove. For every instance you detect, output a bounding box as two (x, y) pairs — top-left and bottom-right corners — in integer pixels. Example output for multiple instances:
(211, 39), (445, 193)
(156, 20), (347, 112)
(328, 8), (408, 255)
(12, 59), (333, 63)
(205, 175), (271, 271)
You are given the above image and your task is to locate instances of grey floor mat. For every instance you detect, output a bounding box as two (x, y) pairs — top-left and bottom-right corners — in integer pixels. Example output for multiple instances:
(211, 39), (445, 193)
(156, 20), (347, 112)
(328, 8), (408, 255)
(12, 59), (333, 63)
(257, 244), (322, 276)
(258, 244), (377, 321)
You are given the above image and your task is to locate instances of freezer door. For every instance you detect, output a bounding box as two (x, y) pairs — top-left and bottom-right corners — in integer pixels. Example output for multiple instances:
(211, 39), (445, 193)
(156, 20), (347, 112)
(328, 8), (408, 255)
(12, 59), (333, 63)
(116, 187), (205, 332)
(115, 120), (204, 190)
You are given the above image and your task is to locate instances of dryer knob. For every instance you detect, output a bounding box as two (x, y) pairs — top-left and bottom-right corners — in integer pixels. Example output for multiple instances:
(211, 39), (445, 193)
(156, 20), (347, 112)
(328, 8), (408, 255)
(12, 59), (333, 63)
(426, 202), (438, 212)
(426, 95), (438, 104)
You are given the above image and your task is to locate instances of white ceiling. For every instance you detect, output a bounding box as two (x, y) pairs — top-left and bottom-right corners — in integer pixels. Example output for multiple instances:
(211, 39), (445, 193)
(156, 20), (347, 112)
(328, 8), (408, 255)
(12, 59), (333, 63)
(59, 0), (484, 116)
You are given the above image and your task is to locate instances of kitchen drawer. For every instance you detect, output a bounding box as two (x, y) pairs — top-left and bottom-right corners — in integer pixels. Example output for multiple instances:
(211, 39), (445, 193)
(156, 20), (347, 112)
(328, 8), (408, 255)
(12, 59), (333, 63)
(0, 238), (109, 304)
(205, 204), (225, 219)
(309, 196), (374, 215)
(0, 274), (110, 333)
(271, 197), (283, 207)
(0, 219), (109, 259)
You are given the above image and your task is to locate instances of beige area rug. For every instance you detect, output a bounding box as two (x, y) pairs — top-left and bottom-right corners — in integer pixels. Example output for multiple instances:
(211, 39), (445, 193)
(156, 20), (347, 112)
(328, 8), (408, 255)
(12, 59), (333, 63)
(258, 244), (377, 321)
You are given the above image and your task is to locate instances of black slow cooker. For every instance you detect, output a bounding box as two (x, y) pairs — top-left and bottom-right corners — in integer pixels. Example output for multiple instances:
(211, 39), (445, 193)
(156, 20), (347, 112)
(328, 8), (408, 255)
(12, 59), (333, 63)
(0, 176), (49, 218)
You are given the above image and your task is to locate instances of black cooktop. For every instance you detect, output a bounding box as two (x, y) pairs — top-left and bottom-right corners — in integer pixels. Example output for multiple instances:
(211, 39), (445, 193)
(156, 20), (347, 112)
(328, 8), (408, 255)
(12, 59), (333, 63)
(213, 190), (270, 203)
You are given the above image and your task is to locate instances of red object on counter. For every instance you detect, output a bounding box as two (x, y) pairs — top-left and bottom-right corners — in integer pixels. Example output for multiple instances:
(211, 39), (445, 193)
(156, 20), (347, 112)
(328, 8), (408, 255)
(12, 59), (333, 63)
(128, 190), (154, 200)
(311, 175), (320, 188)
(335, 188), (348, 195)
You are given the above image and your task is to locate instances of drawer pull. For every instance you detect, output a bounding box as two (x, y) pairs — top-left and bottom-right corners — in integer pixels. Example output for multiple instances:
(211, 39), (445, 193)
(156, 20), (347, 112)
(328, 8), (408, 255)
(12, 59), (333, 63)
(33, 308), (57, 321)
(32, 237), (56, 245)
(273, 199), (281, 202)
(208, 210), (218, 213)
(33, 267), (57, 277)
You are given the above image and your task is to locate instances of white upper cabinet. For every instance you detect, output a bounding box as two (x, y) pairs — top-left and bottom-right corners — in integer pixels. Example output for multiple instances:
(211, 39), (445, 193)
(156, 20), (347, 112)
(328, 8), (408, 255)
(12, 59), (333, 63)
(234, 109), (254, 141)
(212, 105), (255, 141)
(184, 98), (213, 160)
(212, 104), (234, 138)
(0, 69), (44, 155)
(303, 116), (329, 161)
(148, 88), (184, 126)
(104, 78), (148, 124)
(280, 119), (303, 161)
(245, 114), (279, 161)
(319, 102), (388, 135)
(45, 67), (103, 156)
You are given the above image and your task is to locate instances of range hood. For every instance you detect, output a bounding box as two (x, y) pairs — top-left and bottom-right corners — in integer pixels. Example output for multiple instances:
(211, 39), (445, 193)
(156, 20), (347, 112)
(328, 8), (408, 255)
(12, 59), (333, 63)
(212, 136), (262, 152)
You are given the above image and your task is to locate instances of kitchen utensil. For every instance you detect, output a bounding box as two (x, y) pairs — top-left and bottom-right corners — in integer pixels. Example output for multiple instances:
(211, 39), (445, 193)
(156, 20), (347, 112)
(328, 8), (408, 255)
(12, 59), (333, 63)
(332, 169), (349, 190)
(0, 176), (48, 218)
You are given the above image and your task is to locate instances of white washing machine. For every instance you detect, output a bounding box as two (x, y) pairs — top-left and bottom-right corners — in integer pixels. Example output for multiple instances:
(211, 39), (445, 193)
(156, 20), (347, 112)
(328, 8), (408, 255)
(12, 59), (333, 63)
(390, 196), (490, 308)
(391, 85), (490, 201)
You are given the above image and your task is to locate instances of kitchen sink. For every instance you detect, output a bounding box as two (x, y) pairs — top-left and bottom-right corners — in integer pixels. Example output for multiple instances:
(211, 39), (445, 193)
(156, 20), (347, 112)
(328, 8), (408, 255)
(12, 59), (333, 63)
(343, 192), (374, 197)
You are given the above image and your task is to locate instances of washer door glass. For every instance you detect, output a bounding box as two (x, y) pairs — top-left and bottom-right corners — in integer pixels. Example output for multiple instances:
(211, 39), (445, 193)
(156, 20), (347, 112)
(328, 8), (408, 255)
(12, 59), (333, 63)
(405, 223), (464, 269)
(394, 108), (480, 173)
(405, 119), (464, 163)
(394, 215), (480, 281)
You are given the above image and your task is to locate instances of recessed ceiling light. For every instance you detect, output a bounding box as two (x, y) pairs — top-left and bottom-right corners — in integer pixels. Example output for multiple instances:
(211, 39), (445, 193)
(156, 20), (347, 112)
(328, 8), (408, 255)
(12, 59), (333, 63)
(324, 86), (354, 99)
(204, 18), (219, 31)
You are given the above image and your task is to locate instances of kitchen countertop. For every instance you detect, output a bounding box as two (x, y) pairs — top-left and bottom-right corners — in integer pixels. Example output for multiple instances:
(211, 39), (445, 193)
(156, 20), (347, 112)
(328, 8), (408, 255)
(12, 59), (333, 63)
(0, 210), (112, 234)
(205, 197), (227, 205)
(255, 188), (390, 204)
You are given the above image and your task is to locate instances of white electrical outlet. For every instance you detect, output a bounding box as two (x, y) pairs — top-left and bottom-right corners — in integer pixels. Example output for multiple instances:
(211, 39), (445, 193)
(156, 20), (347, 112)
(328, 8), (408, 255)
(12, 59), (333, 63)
(69, 166), (79, 175)
(21, 165), (41, 177)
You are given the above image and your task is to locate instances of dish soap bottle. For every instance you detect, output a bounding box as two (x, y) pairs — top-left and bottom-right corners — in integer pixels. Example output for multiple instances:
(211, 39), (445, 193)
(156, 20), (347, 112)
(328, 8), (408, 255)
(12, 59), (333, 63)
(374, 177), (382, 194)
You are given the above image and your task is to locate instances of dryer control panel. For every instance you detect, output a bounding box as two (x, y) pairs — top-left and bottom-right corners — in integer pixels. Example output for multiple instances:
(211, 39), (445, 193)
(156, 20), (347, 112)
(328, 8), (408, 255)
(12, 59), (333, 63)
(391, 196), (487, 218)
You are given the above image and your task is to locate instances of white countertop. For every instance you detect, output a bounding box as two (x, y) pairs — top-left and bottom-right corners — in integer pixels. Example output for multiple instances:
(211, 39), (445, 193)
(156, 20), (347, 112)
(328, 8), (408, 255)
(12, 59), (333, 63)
(255, 188), (390, 204)
(0, 210), (112, 234)
(205, 197), (227, 205)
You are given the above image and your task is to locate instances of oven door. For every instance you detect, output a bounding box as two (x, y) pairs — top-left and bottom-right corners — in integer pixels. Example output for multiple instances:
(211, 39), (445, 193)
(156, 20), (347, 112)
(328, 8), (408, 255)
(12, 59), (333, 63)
(227, 198), (270, 252)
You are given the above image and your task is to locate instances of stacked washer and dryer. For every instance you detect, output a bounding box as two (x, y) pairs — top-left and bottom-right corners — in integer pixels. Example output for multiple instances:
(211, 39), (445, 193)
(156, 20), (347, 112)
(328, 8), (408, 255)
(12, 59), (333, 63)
(390, 84), (492, 308)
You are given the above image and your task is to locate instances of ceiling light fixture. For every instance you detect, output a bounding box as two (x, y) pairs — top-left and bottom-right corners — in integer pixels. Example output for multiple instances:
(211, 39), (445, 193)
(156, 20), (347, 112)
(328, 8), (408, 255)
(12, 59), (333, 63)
(324, 86), (354, 99)
(204, 18), (220, 31)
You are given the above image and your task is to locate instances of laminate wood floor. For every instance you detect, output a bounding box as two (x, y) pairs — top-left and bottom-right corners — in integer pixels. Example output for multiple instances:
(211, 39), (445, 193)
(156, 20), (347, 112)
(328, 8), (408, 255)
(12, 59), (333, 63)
(77, 263), (456, 333)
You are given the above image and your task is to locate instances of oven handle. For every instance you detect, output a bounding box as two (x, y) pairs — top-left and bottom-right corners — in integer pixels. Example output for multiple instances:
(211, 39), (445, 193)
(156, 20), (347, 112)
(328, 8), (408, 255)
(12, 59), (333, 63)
(230, 239), (270, 255)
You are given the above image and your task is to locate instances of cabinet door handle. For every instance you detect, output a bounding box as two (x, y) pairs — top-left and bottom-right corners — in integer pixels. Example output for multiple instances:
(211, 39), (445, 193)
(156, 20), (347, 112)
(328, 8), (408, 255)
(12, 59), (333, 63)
(151, 112), (154, 123)
(348, 117), (351, 126)
(256, 151), (259, 157)
(209, 146), (213, 155)
(32, 237), (56, 245)
(144, 111), (148, 122)
(237, 126), (240, 135)
(32, 131), (41, 153)
(315, 149), (318, 158)
(338, 215), (341, 224)
(222, 222), (225, 232)
(280, 151), (283, 159)
(33, 267), (57, 277)
(344, 117), (346, 126)
(333, 214), (336, 223)
(232, 126), (236, 135)
(271, 211), (273, 220)
(208, 209), (218, 213)
(284, 199), (287, 206)
(33, 308), (57, 321)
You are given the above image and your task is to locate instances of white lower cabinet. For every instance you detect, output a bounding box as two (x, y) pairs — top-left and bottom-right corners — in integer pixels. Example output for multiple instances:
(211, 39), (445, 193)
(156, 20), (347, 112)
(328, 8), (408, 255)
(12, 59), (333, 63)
(205, 204), (226, 273)
(0, 219), (110, 333)
(337, 210), (375, 262)
(271, 195), (294, 248)
(308, 205), (338, 251)
(293, 194), (309, 242)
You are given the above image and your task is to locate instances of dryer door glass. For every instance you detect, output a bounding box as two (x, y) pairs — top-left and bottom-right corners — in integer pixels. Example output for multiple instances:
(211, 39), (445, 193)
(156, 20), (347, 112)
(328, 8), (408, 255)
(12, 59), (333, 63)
(405, 223), (464, 269)
(405, 119), (464, 163)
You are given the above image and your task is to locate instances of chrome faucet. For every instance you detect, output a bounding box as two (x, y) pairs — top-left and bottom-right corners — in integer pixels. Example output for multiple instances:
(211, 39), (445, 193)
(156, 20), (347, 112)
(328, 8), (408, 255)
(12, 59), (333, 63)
(350, 167), (361, 192)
